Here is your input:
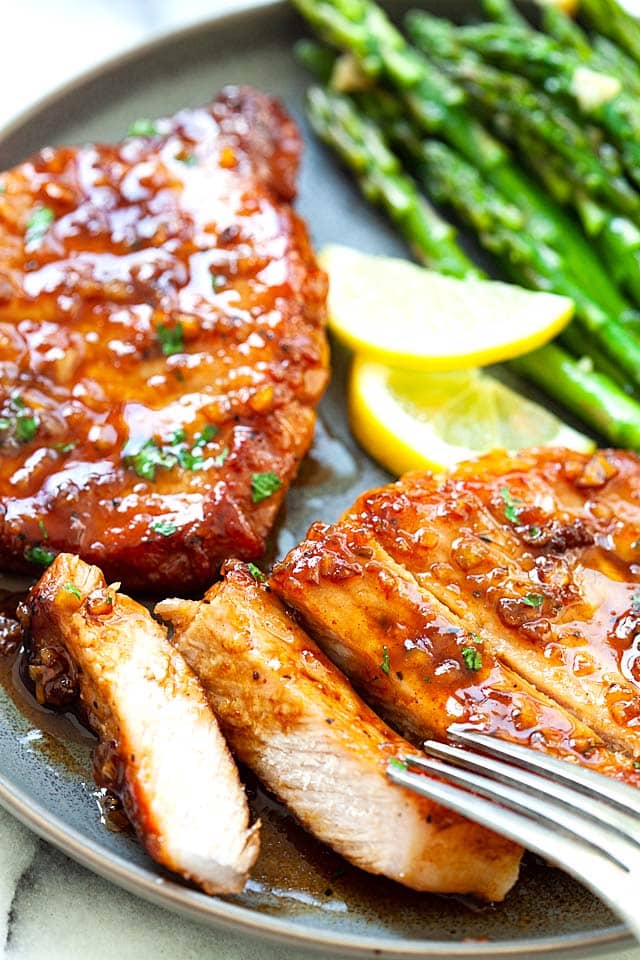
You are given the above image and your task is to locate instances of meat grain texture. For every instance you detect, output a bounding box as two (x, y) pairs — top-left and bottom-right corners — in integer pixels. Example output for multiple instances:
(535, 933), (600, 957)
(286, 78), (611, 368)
(0, 87), (329, 591)
(22, 553), (260, 893)
(157, 561), (522, 902)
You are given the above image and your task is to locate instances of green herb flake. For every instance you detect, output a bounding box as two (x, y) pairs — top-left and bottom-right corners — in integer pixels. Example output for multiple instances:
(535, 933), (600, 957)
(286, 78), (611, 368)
(10, 395), (25, 410)
(380, 645), (391, 676)
(170, 428), (186, 446)
(177, 152), (198, 166)
(500, 486), (522, 525)
(151, 520), (177, 537)
(634, 761), (640, 769)
(25, 206), (54, 249)
(0, 418), (10, 431)
(177, 446), (205, 471)
(387, 757), (407, 773)
(37, 520), (48, 539)
(251, 471), (282, 504)
(193, 424), (219, 448)
(461, 646), (483, 671)
(63, 582), (82, 600)
(24, 545), (56, 567)
(128, 118), (158, 137)
(632, 593), (640, 613)
(156, 322), (184, 357)
(528, 526), (541, 539)
(15, 415), (38, 443)
(211, 274), (223, 290)
(248, 562), (266, 583)
(124, 438), (177, 482)
(213, 446), (230, 467)
(523, 593), (544, 608)
(54, 441), (76, 454)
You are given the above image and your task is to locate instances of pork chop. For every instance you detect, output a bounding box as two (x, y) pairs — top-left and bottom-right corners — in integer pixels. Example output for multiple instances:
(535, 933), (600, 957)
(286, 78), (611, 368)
(0, 86), (328, 592)
(270, 448), (640, 780)
(22, 553), (260, 893)
(157, 560), (522, 901)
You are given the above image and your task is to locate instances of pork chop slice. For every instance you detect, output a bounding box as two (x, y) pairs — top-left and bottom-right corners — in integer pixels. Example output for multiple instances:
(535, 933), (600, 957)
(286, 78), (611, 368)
(270, 521), (640, 785)
(0, 85), (328, 592)
(22, 553), (259, 893)
(341, 448), (640, 757)
(156, 560), (522, 902)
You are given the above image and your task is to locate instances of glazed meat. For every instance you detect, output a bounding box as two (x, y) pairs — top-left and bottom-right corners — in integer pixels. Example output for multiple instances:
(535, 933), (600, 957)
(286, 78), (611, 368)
(0, 86), (328, 592)
(270, 448), (640, 779)
(157, 561), (522, 901)
(22, 554), (260, 893)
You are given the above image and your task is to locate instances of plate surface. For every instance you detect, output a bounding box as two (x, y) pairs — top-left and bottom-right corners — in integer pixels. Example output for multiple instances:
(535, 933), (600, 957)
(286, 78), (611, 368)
(0, 2), (631, 957)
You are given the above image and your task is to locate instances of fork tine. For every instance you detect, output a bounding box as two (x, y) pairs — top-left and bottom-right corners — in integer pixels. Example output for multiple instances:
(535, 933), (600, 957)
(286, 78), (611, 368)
(451, 729), (640, 816)
(388, 760), (640, 943)
(423, 739), (640, 848)
(405, 753), (632, 869)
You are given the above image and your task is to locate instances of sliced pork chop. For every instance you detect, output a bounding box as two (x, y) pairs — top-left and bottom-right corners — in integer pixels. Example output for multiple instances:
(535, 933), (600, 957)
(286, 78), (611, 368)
(270, 520), (640, 785)
(0, 86), (329, 592)
(22, 553), (260, 893)
(339, 448), (640, 758)
(157, 560), (522, 902)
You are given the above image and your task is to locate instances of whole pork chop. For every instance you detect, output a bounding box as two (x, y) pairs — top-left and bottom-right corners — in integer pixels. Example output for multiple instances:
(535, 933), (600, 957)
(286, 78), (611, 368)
(0, 86), (328, 591)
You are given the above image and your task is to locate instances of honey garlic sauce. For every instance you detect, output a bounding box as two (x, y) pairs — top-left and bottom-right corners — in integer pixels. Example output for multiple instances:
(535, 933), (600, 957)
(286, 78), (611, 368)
(0, 88), (329, 592)
(334, 448), (640, 761)
(271, 518), (640, 784)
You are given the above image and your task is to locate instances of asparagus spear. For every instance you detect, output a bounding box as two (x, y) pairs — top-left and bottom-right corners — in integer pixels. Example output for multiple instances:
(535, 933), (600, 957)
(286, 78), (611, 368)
(482, 0), (529, 27)
(579, 0), (640, 68)
(291, 0), (635, 317)
(304, 82), (640, 447)
(445, 21), (640, 182)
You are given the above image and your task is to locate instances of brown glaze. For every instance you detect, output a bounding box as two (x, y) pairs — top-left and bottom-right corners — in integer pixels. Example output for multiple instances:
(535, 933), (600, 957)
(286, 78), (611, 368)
(339, 448), (640, 758)
(270, 448), (640, 783)
(0, 86), (329, 592)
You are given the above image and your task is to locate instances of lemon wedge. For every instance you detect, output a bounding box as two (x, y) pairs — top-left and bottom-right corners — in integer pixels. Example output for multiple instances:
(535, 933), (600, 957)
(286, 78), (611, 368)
(349, 357), (595, 475)
(320, 245), (574, 372)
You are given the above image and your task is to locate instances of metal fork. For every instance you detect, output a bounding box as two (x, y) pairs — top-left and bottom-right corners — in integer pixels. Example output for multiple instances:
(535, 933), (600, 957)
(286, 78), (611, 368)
(387, 729), (640, 941)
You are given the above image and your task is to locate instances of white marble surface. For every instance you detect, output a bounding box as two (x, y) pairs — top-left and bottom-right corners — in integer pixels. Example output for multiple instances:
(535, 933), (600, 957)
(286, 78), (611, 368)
(2, 1), (640, 958)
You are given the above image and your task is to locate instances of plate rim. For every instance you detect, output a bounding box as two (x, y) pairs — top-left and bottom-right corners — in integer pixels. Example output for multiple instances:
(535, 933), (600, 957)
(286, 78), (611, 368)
(0, 2), (631, 956)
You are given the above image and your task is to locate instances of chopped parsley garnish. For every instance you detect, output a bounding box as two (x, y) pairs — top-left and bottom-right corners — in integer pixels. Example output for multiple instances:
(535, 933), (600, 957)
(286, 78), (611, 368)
(387, 757), (407, 773)
(25, 206), (54, 249)
(151, 520), (177, 537)
(15, 415), (38, 443)
(128, 118), (158, 137)
(124, 426), (226, 481)
(63, 583), (82, 599)
(461, 646), (483, 671)
(251, 471), (282, 504)
(211, 274), (223, 290)
(523, 593), (544, 608)
(528, 526), (541, 539)
(0, 395), (39, 444)
(248, 562), (266, 582)
(24, 545), (56, 567)
(124, 438), (178, 481)
(38, 520), (48, 539)
(380, 645), (391, 676)
(500, 486), (522, 525)
(634, 761), (640, 769)
(213, 446), (229, 467)
(54, 441), (76, 454)
(193, 424), (219, 447)
(156, 322), (184, 357)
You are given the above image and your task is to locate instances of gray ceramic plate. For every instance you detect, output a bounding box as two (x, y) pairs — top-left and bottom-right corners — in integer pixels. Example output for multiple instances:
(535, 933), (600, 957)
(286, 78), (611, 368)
(0, 2), (632, 957)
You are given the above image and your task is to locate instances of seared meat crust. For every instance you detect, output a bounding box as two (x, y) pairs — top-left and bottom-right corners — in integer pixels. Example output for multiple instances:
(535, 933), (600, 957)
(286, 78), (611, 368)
(0, 86), (328, 591)
(22, 553), (260, 893)
(157, 561), (522, 902)
(271, 448), (640, 780)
